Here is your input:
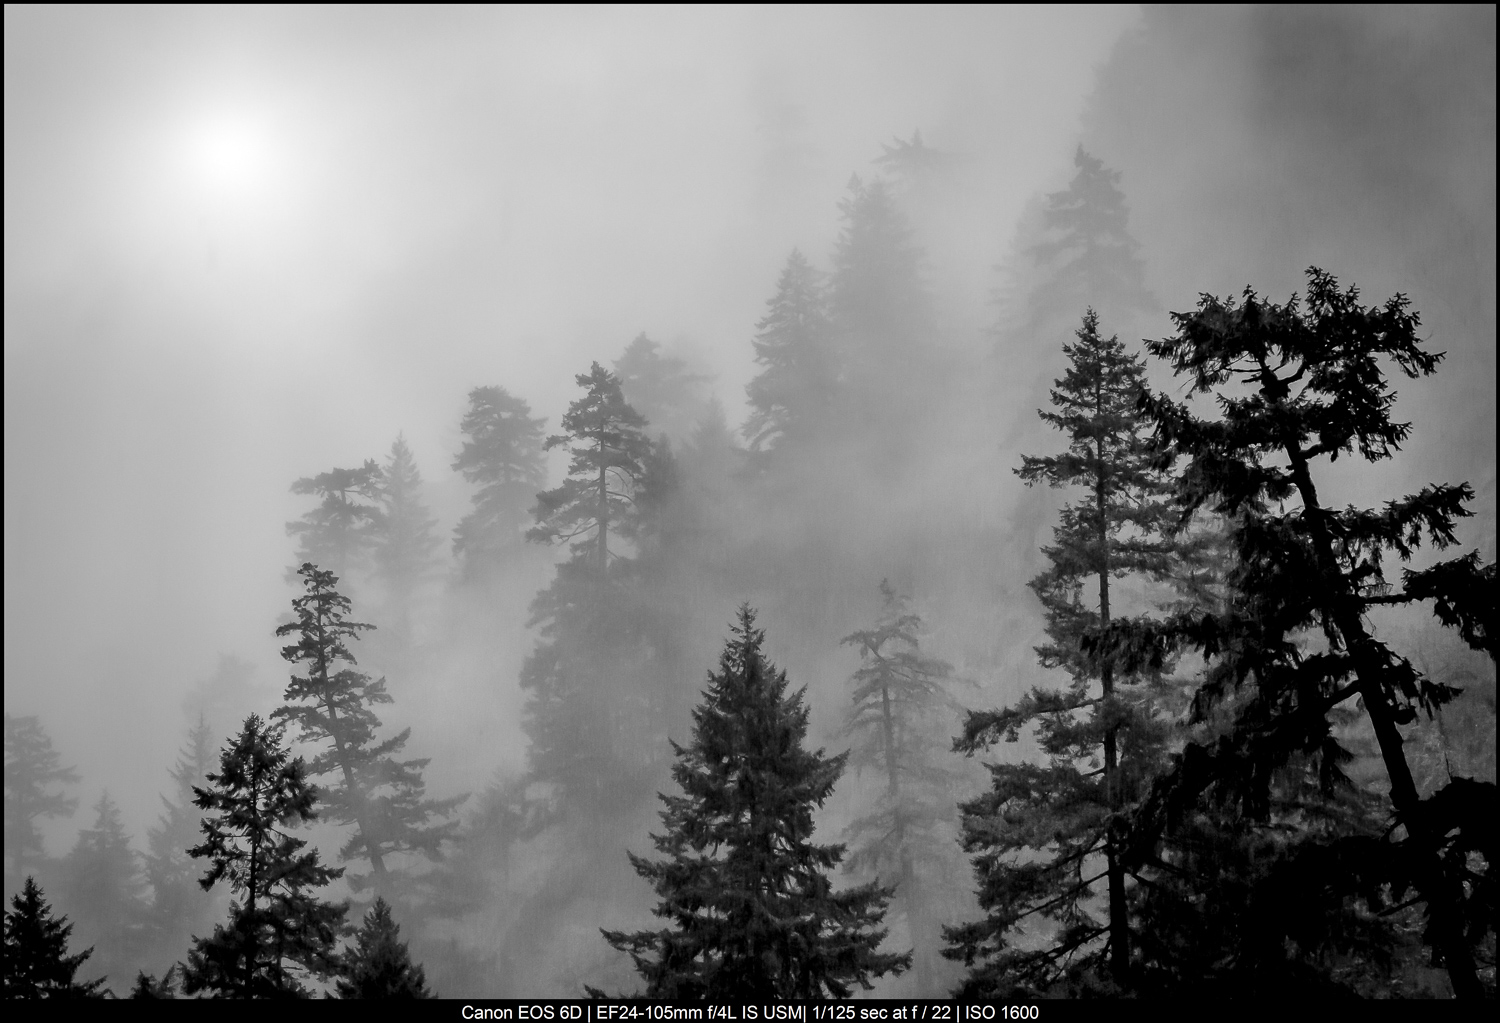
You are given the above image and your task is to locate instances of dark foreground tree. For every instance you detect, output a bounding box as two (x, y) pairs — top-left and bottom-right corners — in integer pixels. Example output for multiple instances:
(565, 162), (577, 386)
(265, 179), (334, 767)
(1115, 268), (1496, 998)
(946, 310), (1180, 995)
(4, 714), (78, 886)
(601, 606), (910, 999)
(3, 877), (106, 998)
(144, 716), (218, 969)
(336, 897), (432, 998)
(275, 565), (461, 896)
(181, 715), (346, 998)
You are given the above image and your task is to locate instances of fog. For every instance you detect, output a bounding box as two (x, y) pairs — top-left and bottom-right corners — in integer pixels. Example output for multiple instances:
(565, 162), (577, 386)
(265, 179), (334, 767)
(5, 5), (1494, 998)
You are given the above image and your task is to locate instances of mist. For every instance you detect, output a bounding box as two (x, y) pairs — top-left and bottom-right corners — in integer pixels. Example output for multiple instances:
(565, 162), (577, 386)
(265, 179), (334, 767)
(5, 5), (1493, 999)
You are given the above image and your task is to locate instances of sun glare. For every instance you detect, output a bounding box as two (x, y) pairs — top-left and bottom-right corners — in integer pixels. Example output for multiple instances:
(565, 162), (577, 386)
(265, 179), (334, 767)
(185, 119), (274, 193)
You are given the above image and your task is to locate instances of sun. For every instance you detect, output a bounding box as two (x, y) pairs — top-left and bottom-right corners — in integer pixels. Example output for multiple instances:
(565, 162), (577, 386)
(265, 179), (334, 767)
(185, 118), (274, 194)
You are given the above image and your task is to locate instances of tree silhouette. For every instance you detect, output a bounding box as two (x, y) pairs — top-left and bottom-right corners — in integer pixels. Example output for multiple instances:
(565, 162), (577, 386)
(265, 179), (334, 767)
(336, 897), (432, 999)
(2, 877), (106, 998)
(4, 714), (78, 888)
(451, 385), (547, 578)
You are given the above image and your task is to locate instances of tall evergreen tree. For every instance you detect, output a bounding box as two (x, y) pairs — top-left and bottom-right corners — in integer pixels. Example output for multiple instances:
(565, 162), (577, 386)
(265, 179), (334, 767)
(372, 435), (441, 639)
(841, 582), (968, 994)
(946, 311), (1179, 995)
(451, 385), (548, 579)
(744, 250), (837, 456)
(59, 793), (146, 987)
(601, 607), (910, 999)
(1116, 268), (1496, 998)
(181, 715), (347, 999)
(286, 461), (384, 583)
(828, 175), (937, 457)
(3, 878), (106, 998)
(613, 333), (711, 446)
(274, 564), (462, 897)
(4, 714), (78, 889)
(528, 362), (653, 570)
(336, 897), (432, 999)
(144, 716), (219, 970)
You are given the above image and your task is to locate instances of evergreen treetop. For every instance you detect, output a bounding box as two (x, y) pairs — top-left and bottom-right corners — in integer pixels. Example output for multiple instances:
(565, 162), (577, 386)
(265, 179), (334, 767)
(451, 385), (548, 573)
(61, 792), (145, 984)
(336, 897), (433, 999)
(601, 606), (910, 999)
(182, 714), (347, 998)
(1114, 267), (1496, 998)
(286, 460), (384, 582)
(528, 362), (653, 569)
(373, 435), (441, 601)
(2, 877), (107, 998)
(4, 713), (79, 885)
(613, 333), (711, 445)
(744, 249), (836, 456)
(274, 564), (462, 892)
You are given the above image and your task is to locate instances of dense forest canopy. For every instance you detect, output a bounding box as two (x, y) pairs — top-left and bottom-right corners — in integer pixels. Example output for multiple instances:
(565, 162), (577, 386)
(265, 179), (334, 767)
(5, 6), (1494, 1000)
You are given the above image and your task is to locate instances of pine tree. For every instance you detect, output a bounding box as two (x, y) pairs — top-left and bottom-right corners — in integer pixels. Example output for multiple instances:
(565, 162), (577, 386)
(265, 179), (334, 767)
(286, 461), (384, 583)
(181, 715), (347, 999)
(601, 606), (910, 999)
(336, 897), (432, 998)
(841, 582), (969, 994)
(451, 385), (548, 579)
(3, 877), (106, 998)
(613, 333), (711, 445)
(946, 311), (1179, 995)
(744, 250), (837, 456)
(1116, 267), (1496, 998)
(4, 714), (78, 889)
(274, 564), (462, 897)
(528, 362), (653, 570)
(59, 792), (146, 987)
(1021, 147), (1154, 341)
(373, 435), (441, 639)
(828, 175), (937, 458)
(144, 716), (218, 970)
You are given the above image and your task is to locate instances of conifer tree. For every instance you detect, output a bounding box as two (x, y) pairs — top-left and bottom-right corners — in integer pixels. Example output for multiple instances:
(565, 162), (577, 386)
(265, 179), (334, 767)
(144, 716), (218, 969)
(451, 385), (548, 578)
(842, 582), (968, 993)
(286, 461), (384, 583)
(744, 250), (837, 456)
(3, 877), (107, 998)
(613, 333), (711, 445)
(601, 607), (910, 999)
(1116, 268), (1496, 998)
(4, 714), (78, 888)
(1022, 147), (1154, 340)
(946, 311), (1178, 995)
(373, 435), (441, 638)
(528, 362), (653, 570)
(59, 792), (146, 987)
(336, 897), (432, 998)
(181, 715), (347, 998)
(828, 175), (937, 456)
(274, 564), (462, 896)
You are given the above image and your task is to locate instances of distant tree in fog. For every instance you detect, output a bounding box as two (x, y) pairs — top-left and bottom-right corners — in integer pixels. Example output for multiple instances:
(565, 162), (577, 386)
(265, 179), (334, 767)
(286, 461), (384, 584)
(613, 333), (711, 445)
(947, 310), (1179, 995)
(4, 714), (78, 888)
(3, 877), (107, 998)
(336, 897), (432, 999)
(1111, 269), (1496, 998)
(744, 250), (836, 456)
(841, 581), (969, 994)
(528, 362), (653, 569)
(58, 793), (147, 989)
(373, 434), (441, 638)
(182, 715), (346, 998)
(600, 607), (909, 999)
(144, 716), (217, 971)
(274, 565), (463, 898)
(451, 385), (547, 580)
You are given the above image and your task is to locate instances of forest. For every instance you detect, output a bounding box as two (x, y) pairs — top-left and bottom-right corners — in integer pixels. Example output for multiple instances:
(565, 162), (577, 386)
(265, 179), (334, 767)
(4, 6), (1496, 1002)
